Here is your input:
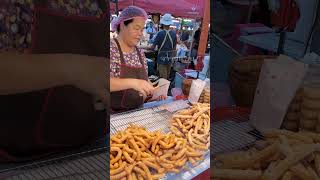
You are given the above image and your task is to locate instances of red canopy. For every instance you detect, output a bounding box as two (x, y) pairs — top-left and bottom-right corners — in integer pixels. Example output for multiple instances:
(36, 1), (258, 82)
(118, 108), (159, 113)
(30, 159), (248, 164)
(110, 0), (205, 19)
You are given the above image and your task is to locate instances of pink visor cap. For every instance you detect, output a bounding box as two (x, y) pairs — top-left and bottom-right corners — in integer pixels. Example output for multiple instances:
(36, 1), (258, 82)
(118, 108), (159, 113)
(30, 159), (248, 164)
(111, 6), (148, 32)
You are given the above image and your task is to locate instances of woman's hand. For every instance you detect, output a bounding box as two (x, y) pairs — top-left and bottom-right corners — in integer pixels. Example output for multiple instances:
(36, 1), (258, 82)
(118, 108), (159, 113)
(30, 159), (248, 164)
(1, 53), (109, 105)
(146, 95), (167, 102)
(157, 95), (167, 101)
(129, 79), (154, 97)
(63, 55), (108, 105)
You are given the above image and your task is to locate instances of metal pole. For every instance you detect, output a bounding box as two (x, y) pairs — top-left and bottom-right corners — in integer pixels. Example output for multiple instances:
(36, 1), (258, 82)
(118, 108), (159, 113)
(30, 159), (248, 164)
(277, 30), (286, 55)
(115, 0), (119, 16)
(304, 1), (320, 55)
(247, 0), (253, 23)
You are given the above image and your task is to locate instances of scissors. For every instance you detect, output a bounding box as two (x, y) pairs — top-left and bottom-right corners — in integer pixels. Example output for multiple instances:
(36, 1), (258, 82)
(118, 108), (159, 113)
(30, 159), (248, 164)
(154, 83), (168, 89)
(142, 83), (169, 101)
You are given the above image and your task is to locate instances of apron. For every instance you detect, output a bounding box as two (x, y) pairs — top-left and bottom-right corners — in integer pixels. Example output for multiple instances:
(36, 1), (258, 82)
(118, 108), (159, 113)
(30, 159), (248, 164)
(157, 30), (174, 65)
(110, 39), (148, 112)
(0, 0), (108, 162)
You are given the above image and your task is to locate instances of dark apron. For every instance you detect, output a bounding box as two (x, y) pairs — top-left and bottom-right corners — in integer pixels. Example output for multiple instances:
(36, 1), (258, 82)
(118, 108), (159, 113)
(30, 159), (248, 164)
(110, 39), (148, 112)
(0, 0), (108, 162)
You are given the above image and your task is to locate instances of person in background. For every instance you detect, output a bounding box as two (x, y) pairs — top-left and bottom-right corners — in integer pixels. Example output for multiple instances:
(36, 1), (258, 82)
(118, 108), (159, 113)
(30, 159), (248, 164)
(181, 30), (189, 40)
(175, 29), (181, 44)
(180, 29), (190, 47)
(150, 14), (177, 80)
(191, 26), (201, 59)
(110, 6), (166, 112)
(146, 21), (156, 40)
(150, 24), (163, 44)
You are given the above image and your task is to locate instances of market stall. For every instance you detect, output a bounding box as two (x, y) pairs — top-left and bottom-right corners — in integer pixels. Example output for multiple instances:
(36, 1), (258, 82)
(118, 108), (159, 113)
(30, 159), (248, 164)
(109, 2), (210, 179)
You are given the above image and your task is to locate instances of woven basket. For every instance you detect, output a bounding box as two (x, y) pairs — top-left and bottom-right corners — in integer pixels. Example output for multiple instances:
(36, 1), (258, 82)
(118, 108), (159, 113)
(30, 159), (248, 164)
(229, 55), (277, 107)
(182, 79), (194, 96)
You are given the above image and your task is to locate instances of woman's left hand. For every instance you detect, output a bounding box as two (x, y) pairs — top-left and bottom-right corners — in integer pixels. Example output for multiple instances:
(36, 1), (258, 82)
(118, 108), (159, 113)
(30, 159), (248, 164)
(157, 95), (167, 101)
(147, 95), (167, 102)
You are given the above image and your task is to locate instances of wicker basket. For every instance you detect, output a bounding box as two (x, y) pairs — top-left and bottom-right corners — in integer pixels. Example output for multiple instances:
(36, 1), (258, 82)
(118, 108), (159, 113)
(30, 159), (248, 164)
(182, 79), (194, 96)
(198, 87), (210, 103)
(229, 55), (277, 107)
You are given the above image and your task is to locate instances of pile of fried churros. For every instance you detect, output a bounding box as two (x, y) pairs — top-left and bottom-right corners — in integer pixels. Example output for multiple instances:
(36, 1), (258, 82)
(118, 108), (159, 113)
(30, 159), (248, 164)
(212, 129), (320, 180)
(110, 103), (210, 180)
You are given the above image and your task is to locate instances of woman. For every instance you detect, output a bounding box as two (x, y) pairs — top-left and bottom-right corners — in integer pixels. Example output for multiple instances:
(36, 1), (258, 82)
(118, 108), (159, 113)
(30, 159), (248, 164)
(150, 13), (177, 80)
(110, 6), (166, 112)
(146, 22), (156, 40)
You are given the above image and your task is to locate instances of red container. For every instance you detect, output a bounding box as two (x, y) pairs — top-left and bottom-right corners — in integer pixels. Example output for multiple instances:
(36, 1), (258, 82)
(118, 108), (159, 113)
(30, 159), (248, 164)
(213, 106), (251, 121)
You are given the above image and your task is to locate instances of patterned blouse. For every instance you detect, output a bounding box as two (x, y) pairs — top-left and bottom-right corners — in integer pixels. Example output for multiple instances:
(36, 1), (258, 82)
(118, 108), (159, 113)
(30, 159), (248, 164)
(0, 0), (104, 52)
(110, 39), (148, 78)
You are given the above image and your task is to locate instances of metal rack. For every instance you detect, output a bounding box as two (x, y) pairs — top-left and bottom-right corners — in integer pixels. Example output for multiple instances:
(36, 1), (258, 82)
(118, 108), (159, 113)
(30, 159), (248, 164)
(110, 107), (173, 135)
(212, 112), (264, 155)
(211, 112), (265, 170)
(110, 108), (173, 179)
(0, 139), (108, 180)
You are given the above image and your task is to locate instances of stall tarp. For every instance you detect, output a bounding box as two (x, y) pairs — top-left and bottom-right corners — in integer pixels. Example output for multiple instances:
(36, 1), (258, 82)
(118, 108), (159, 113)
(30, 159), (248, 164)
(110, 0), (205, 19)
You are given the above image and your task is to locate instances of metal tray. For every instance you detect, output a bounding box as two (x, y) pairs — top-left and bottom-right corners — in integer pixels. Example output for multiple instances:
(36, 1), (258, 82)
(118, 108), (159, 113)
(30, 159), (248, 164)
(0, 139), (108, 180)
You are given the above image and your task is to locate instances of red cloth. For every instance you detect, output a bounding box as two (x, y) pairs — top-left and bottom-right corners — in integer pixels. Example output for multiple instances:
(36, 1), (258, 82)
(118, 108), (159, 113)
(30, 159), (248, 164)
(271, 0), (300, 31)
(225, 23), (267, 55)
(192, 169), (210, 180)
(196, 56), (204, 71)
(110, 0), (205, 18)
